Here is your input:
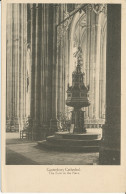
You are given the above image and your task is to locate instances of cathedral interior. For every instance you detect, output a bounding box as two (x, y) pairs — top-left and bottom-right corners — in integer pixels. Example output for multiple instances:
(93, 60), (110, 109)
(6, 4), (121, 165)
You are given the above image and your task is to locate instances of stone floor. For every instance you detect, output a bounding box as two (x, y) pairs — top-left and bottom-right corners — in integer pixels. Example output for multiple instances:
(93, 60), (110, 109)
(6, 131), (100, 165)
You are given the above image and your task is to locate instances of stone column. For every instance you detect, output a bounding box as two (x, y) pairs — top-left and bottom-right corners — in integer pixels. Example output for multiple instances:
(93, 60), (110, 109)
(85, 6), (107, 125)
(11, 4), (16, 131)
(33, 4), (41, 138)
(99, 4), (121, 164)
(50, 5), (59, 133)
(40, 4), (44, 124)
(100, 25), (106, 120)
(6, 4), (13, 131)
(6, 4), (27, 132)
(86, 7), (97, 120)
(14, 4), (19, 131)
(95, 20), (101, 119)
(46, 4), (53, 126)
(86, 6), (90, 119)
(30, 4), (36, 138)
(23, 5), (27, 129)
(17, 4), (27, 131)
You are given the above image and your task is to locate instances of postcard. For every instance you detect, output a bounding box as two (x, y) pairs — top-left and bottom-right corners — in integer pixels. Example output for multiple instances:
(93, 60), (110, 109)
(1, 0), (126, 192)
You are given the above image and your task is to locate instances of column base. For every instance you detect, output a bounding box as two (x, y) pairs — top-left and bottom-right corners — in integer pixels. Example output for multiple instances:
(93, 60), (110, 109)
(99, 146), (120, 165)
(31, 120), (42, 141)
(41, 122), (50, 140)
(50, 118), (59, 135)
(99, 123), (120, 165)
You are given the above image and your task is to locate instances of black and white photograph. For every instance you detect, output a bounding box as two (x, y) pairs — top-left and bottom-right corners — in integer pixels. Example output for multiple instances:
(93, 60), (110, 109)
(5, 3), (121, 165)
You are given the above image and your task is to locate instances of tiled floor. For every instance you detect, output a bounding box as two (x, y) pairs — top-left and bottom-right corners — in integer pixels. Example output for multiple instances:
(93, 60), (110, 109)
(6, 132), (100, 165)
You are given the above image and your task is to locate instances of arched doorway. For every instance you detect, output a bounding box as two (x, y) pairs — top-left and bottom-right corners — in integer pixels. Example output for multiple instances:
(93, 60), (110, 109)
(56, 4), (107, 129)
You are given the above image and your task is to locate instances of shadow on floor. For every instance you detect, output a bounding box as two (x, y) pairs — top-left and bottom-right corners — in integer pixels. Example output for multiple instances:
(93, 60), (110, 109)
(6, 148), (39, 165)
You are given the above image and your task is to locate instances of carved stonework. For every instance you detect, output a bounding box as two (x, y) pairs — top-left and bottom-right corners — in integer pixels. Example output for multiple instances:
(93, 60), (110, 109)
(6, 116), (19, 132)
(57, 12), (73, 48)
(57, 4), (89, 48)
(88, 4), (107, 15)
